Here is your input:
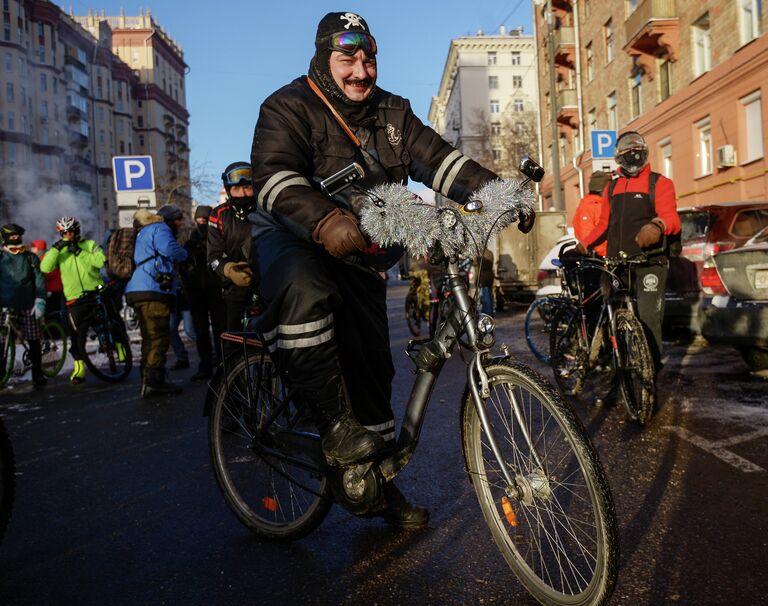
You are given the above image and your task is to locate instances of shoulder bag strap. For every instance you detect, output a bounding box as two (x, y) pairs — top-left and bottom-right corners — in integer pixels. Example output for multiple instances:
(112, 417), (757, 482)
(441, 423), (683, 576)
(306, 77), (361, 148)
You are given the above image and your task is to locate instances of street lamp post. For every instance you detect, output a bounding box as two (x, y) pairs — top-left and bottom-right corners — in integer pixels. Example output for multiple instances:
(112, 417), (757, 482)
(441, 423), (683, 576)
(544, 0), (564, 210)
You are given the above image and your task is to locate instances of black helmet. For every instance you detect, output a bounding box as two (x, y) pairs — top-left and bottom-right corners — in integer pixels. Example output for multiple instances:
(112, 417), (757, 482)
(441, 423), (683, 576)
(221, 162), (252, 191)
(614, 131), (648, 177)
(1, 223), (25, 247)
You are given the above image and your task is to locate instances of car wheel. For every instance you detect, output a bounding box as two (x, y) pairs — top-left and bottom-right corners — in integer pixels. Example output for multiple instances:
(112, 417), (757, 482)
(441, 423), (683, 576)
(739, 346), (768, 371)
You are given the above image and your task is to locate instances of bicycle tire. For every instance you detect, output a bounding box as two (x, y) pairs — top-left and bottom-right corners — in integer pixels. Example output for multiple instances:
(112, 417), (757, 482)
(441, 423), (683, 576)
(614, 310), (655, 425)
(549, 302), (588, 397)
(77, 319), (133, 383)
(40, 319), (68, 378)
(208, 348), (332, 541)
(0, 326), (16, 389)
(462, 360), (619, 606)
(524, 297), (559, 364)
(405, 292), (422, 337)
(0, 415), (15, 544)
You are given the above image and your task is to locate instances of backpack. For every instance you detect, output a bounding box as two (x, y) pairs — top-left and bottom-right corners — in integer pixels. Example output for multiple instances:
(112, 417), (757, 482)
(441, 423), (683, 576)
(105, 227), (137, 281)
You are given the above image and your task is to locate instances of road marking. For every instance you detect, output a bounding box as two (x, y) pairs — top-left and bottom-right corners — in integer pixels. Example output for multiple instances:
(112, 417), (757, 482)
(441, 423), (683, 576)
(665, 426), (766, 473)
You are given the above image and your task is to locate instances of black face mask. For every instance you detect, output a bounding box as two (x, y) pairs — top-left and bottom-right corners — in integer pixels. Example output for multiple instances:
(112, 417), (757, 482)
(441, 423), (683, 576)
(196, 223), (208, 238)
(229, 194), (256, 221)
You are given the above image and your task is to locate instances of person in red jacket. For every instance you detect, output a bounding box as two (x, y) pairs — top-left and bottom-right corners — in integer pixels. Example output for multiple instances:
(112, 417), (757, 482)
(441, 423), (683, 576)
(577, 131), (681, 372)
(573, 172), (611, 257)
(30, 240), (64, 318)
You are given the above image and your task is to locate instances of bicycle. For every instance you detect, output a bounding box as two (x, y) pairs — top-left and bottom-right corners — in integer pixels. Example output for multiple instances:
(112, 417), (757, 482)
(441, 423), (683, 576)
(0, 414), (14, 544)
(404, 272), (430, 337)
(523, 295), (566, 364)
(75, 283), (133, 383)
(0, 308), (68, 388)
(549, 248), (657, 425)
(206, 158), (619, 606)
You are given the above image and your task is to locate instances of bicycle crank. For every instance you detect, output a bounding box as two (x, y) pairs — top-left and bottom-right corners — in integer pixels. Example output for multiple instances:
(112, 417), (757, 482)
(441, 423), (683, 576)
(331, 461), (384, 516)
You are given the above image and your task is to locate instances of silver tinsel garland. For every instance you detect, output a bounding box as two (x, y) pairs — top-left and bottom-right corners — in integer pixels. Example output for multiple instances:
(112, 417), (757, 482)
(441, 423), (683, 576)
(359, 179), (534, 258)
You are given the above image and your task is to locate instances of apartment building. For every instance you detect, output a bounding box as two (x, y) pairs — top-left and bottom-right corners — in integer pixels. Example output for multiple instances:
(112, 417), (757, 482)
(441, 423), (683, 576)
(536, 0), (768, 217)
(429, 26), (538, 183)
(0, 1), (189, 240)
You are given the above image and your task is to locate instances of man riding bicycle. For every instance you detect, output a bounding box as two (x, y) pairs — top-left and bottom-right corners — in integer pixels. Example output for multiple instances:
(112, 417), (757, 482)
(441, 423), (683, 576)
(249, 11), (535, 529)
(576, 131), (680, 373)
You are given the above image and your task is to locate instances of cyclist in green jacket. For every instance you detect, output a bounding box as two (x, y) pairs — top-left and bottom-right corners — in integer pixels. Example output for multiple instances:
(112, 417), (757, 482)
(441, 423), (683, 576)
(40, 216), (107, 384)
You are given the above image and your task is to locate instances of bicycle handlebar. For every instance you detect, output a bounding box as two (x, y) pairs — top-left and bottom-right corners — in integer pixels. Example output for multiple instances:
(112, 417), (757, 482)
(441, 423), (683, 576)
(358, 179), (534, 258)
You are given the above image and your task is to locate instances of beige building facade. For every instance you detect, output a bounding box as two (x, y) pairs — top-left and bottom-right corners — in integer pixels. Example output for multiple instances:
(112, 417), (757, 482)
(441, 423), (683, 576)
(0, 1), (189, 240)
(536, 0), (768, 219)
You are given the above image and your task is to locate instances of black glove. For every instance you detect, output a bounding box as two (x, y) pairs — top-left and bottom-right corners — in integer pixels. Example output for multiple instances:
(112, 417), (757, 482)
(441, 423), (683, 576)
(66, 240), (80, 256)
(517, 208), (536, 234)
(52, 239), (68, 251)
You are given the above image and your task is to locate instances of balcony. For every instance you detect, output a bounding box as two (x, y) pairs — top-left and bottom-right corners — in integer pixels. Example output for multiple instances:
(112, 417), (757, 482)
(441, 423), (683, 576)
(554, 27), (576, 69)
(65, 54), (86, 71)
(624, 0), (679, 79)
(66, 105), (86, 122)
(556, 89), (578, 129)
(68, 132), (88, 148)
(551, 0), (572, 19)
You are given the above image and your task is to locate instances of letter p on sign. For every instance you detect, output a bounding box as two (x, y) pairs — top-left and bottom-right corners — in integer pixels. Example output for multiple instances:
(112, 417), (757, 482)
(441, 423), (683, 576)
(591, 130), (618, 160)
(113, 155), (155, 192)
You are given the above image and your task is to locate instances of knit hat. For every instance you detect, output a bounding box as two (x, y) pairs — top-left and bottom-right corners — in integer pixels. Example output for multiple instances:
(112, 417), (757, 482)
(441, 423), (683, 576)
(156, 204), (183, 222)
(314, 12), (373, 51)
(194, 205), (212, 220)
(31, 239), (47, 251)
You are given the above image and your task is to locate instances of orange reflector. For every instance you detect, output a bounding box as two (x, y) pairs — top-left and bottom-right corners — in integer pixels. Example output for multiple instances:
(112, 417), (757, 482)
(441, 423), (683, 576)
(501, 496), (518, 527)
(262, 496), (278, 512)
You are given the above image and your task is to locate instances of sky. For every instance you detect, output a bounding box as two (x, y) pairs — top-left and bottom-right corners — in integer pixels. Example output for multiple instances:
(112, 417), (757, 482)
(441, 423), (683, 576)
(62, 1), (534, 202)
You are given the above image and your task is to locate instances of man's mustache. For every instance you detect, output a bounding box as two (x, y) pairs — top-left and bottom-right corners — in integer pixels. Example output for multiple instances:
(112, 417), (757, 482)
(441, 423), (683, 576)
(344, 78), (373, 86)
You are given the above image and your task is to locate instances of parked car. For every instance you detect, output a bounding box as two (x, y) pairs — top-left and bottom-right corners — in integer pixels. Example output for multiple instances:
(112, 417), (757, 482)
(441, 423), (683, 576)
(699, 225), (768, 371)
(534, 228), (575, 298)
(665, 201), (768, 334)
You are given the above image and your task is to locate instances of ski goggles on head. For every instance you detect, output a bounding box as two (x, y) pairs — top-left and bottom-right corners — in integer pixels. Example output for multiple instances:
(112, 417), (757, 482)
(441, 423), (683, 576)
(222, 166), (253, 187)
(328, 31), (377, 56)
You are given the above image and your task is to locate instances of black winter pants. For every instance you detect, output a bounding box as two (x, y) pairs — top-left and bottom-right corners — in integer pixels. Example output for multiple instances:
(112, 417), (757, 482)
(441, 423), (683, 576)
(253, 226), (396, 444)
(187, 287), (226, 370)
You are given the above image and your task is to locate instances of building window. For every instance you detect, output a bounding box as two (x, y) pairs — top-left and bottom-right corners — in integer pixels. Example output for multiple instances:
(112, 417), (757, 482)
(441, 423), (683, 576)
(586, 43), (594, 81)
(513, 99), (524, 112)
(515, 121), (526, 134)
(604, 19), (614, 63)
(606, 91), (617, 130)
(138, 115), (144, 127)
(7, 111), (14, 131)
(659, 58), (672, 100)
(487, 51), (497, 65)
(491, 122), (502, 136)
(490, 99), (500, 114)
(739, 0), (762, 44)
(696, 117), (713, 176)
(488, 75), (498, 89)
(4, 52), (10, 71)
(742, 90), (764, 162)
(139, 134), (145, 147)
(693, 13), (711, 77)
(588, 108), (597, 139)
(5, 82), (13, 102)
(512, 75), (522, 88)
(38, 45), (44, 62)
(42, 127), (49, 144)
(659, 137), (673, 179)
(4, 23), (10, 42)
(40, 99), (48, 118)
(511, 51), (521, 65)
(99, 129), (105, 144)
(132, 49), (139, 63)
(40, 72), (47, 92)
(119, 140), (125, 154)
(492, 148), (502, 161)
(630, 73), (642, 119)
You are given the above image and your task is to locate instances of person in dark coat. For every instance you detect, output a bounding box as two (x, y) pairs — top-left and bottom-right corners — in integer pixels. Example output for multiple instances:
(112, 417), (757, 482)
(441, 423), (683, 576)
(0, 224), (47, 387)
(248, 11), (536, 529)
(182, 205), (225, 380)
(125, 208), (188, 398)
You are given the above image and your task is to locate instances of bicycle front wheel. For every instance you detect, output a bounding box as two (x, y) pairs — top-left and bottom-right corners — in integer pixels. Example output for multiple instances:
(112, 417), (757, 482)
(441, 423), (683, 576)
(614, 310), (655, 425)
(462, 360), (618, 606)
(40, 319), (68, 378)
(0, 326), (16, 388)
(78, 319), (133, 382)
(524, 297), (560, 364)
(0, 415), (15, 544)
(208, 348), (332, 541)
(405, 292), (422, 337)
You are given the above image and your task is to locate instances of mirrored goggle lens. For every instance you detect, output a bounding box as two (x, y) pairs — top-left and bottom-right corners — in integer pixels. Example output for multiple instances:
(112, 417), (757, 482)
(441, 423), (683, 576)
(329, 31), (377, 56)
(224, 167), (253, 186)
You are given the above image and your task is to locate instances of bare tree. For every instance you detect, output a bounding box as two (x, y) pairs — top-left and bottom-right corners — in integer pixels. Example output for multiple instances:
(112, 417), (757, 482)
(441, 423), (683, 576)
(468, 109), (539, 178)
(155, 160), (218, 208)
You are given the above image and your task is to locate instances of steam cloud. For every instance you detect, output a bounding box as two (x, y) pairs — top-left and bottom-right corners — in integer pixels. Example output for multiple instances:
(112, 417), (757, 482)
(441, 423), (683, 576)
(0, 166), (98, 245)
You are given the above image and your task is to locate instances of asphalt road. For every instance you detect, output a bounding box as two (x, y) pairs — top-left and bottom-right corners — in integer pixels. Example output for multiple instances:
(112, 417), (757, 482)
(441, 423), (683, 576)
(0, 282), (766, 605)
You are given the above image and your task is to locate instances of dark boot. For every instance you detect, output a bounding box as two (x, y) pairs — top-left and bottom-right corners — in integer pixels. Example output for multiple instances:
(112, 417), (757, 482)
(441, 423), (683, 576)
(376, 482), (429, 530)
(28, 339), (47, 387)
(301, 377), (384, 467)
(141, 368), (183, 398)
(190, 364), (213, 382)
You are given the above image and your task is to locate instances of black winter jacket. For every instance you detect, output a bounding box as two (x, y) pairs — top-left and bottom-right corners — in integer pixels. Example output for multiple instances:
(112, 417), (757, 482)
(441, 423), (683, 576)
(250, 77), (499, 242)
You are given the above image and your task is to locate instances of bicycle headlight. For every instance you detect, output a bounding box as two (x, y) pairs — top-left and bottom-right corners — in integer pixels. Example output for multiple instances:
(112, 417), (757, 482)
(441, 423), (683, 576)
(477, 314), (495, 335)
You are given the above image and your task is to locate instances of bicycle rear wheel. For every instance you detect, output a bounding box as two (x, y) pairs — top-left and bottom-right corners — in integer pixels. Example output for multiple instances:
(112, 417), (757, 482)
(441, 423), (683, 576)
(462, 360), (618, 606)
(525, 296), (560, 364)
(78, 319), (133, 383)
(405, 292), (422, 337)
(549, 302), (588, 396)
(0, 415), (15, 544)
(40, 319), (68, 378)
(614, 310), (655, 425)
(0, 326), (15, 388)
(208, 348), (332, 541)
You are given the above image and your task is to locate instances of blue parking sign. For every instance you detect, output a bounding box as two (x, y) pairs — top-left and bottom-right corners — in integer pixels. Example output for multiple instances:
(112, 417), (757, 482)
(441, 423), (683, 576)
(113, 156), (155, 192)
(591, 130), (618, 159)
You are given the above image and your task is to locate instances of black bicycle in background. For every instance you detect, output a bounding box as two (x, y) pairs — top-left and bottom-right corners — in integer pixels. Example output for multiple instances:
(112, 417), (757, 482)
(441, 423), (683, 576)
(549, 247), (657, 425)
(76, 283), (133, 383)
